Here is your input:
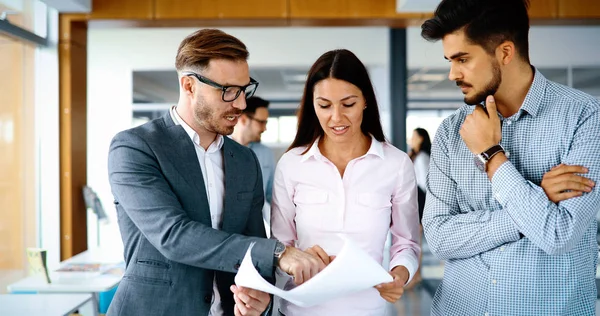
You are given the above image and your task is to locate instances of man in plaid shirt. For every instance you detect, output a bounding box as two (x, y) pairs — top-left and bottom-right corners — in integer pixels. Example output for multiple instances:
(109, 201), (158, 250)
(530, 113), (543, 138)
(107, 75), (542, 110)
(420, 0), (600, 315)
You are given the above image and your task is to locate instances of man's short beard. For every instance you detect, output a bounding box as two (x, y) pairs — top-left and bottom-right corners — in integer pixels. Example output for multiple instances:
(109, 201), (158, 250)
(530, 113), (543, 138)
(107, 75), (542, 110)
(464, 60), (502, 106)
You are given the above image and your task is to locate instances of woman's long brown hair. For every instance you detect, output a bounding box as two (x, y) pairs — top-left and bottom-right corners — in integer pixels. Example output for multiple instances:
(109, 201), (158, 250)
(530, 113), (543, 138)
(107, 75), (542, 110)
(288, 49), (386, 152)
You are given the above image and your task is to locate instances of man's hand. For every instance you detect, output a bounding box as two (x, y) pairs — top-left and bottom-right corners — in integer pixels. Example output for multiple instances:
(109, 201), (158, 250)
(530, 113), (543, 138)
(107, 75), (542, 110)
(231, 285), (270, 316)
(460, 95), (502, 154)
(304, 245), (336, 266)
(541, 164), (595, 203)
(375, 265), (410, 303)
(278, 246), (325, 285)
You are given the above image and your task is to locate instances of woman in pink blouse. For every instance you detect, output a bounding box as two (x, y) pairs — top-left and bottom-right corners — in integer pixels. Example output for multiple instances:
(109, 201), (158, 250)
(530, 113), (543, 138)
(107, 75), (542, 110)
(271, 49), (421, 316)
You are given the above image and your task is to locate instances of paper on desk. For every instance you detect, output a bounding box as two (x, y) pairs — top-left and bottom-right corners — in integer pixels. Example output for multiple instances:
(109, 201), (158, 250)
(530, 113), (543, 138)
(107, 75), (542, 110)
(234, 237), (393, 307)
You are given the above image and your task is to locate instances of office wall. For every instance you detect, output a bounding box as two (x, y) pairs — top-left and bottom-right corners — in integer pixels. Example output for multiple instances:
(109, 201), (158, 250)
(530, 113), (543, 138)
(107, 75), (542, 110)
(408, 26), (600, 68)
(0, 2), (60, 276)
(87, 27), (391, 248)
(0, 18), (36, 270)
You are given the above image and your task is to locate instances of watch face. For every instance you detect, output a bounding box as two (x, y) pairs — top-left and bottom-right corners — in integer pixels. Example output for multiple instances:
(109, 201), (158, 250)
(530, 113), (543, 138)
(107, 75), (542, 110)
(274, 241), (285, 257)
(474, 155), (486, 172)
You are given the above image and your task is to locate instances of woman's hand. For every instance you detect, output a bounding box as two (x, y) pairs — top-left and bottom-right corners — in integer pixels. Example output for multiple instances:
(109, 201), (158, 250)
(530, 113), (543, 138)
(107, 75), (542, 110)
(375, 265), (410, 303)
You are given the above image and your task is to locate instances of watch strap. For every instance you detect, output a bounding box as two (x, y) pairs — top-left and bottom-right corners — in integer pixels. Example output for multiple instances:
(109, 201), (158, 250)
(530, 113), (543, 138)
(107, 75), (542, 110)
(480, 144), (505, 161)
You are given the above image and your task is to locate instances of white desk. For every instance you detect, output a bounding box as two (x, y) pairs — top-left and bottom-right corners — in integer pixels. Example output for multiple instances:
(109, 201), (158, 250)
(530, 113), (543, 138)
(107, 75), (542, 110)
(7, 273), (121, 293)
(59, 247), (123, 266)
(0, 293), (97, 316)
(8, 247), (123, 293)
(7, 247), (123, 313)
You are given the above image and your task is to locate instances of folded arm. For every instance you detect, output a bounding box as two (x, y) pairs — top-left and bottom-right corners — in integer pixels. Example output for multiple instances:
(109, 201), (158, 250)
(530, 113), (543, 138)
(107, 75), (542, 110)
(491, 109), (600, 255)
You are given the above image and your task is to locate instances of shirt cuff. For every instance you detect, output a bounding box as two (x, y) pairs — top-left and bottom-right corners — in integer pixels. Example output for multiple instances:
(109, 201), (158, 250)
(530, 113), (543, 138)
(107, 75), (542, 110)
(489, 208), (521, 244)
(491, 160), (522, 206)
(490, 161), (524, 241)
(389, 253), (419, 285)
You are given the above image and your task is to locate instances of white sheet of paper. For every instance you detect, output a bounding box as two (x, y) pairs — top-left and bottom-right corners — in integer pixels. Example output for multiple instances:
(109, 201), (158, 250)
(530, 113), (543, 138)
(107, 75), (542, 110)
(234, 237), (393, 307)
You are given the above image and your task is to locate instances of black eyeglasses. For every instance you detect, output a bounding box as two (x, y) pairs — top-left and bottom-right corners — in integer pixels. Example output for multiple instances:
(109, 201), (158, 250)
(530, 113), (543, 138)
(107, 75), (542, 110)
(182, 71), (259, 102)
(246, 113), (268, 125)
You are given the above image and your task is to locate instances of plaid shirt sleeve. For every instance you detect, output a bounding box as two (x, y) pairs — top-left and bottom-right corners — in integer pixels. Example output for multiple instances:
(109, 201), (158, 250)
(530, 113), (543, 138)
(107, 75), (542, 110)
(422, 118), (522, 261)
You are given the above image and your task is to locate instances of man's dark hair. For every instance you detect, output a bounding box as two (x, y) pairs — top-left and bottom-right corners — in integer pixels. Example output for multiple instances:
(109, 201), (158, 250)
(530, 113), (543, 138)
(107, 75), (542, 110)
(244, 96), (270, 115)
(421, 0), (531, 63)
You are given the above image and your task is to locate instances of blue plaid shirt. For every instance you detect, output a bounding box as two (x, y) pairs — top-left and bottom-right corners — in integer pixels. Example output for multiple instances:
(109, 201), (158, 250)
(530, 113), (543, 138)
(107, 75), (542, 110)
(423, 68), (600, 316)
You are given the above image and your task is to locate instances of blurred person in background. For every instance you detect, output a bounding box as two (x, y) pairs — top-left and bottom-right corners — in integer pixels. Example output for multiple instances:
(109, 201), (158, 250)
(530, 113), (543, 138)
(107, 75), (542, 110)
(408, 127), (431, 220)
(405, 127), (431, 289)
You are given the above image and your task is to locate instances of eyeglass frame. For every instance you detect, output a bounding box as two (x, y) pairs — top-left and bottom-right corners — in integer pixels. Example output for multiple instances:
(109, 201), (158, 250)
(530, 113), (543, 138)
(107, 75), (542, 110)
(181, 71), (259, 102)
(245, 113), (269, 125)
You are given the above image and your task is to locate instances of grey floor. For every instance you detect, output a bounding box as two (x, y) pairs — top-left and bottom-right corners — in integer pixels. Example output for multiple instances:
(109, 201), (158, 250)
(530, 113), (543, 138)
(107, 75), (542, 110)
(389, 236), (436, 316)
(391, 283), (434, 316)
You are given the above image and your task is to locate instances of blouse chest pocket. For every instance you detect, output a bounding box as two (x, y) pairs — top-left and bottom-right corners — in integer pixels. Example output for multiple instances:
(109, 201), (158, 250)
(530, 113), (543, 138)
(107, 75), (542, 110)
(350, 192), (393, 232)
(356, 193), (392, 209)
(292, 189), (332, 231)
(293, 190), (328, 205)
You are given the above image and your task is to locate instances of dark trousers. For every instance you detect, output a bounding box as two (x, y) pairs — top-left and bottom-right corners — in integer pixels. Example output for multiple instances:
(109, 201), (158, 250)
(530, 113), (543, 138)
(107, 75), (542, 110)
(417, 187), (426, 223)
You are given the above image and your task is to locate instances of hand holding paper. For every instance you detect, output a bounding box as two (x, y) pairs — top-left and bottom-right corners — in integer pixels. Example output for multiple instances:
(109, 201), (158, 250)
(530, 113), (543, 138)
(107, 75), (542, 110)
(230, 285), (270, 316)
(234, 237), (393, 307)
(375, 265), (410, 302)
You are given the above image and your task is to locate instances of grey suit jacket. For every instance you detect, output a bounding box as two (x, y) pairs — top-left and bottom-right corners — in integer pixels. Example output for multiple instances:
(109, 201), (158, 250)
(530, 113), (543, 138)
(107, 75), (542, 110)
(107, 113), (277, 316)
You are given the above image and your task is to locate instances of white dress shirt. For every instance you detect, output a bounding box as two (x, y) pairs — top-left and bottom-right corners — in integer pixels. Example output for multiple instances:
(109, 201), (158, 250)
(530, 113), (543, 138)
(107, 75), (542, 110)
(170, 106), (225, 316)
(413, 151), (430, 192)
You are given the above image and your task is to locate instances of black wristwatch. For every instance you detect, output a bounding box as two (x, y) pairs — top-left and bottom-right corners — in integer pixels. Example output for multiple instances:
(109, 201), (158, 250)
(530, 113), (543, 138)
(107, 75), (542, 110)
(274, 240), (286, 261)
(474, 144), (505, 172)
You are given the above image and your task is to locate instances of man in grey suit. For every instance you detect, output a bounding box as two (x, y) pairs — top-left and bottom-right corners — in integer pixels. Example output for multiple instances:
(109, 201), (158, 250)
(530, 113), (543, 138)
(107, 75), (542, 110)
(107, 29), (324, 316)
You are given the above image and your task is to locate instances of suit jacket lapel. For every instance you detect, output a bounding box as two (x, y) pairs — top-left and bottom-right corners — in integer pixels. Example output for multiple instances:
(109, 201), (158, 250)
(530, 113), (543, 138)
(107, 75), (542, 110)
(158, 113), (211, 224)
(221, 137), (244, 232)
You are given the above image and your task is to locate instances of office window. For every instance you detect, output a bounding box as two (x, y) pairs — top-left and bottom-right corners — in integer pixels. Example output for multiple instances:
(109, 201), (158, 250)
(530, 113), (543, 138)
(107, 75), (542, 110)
(572, 67), (600, 97)
(260, 118), (279, 143)
(260, 115), (298, 145)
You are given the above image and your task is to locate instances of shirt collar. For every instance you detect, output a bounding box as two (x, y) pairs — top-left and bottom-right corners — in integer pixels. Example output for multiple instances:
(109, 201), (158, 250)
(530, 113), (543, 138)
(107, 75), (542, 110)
(515, 66), (546, 119)
(300, 138), (321, 163)
(367, 136), (385, 158)
(300, 134), (384, 162)
(170, 106), (224, 150)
